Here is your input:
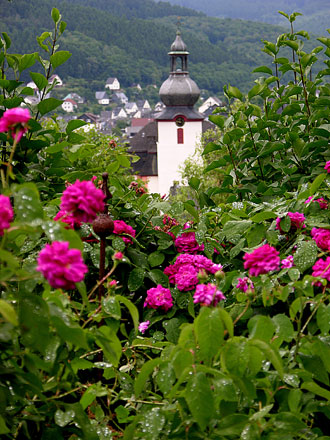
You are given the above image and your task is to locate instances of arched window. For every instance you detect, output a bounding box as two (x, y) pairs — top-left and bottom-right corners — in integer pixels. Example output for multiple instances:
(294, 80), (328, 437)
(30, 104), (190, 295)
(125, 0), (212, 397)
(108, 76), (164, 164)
(177, 128), (184, 144)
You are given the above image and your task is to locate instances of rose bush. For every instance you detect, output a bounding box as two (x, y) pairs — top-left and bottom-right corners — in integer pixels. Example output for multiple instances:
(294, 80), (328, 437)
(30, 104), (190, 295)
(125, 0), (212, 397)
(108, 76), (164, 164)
(0, 8), (329, 440)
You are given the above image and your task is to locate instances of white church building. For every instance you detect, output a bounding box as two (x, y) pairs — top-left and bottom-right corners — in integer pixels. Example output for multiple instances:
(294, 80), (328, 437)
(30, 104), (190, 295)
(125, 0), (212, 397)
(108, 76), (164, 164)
(129, 31), (212, 195)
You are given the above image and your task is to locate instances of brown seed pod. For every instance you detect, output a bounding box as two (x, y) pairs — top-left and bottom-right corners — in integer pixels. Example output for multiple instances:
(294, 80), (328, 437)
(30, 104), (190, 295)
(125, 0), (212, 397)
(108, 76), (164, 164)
(92, 213), (114, 237)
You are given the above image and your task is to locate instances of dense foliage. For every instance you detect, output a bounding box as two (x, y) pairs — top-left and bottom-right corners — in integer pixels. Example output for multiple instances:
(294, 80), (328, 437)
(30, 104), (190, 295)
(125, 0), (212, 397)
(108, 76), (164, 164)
(0, 7), (330, 440)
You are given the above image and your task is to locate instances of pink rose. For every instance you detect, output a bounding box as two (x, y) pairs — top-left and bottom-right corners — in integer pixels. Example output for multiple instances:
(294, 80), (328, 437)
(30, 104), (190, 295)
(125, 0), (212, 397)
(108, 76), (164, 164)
(0, 195), (14, 235)
(113, 220), (136, 244)
(37, 241), (88, 290)
(305, 196), (327, 210)
(0, 107), (30, 142)
(144, 285), (173, 312)
(243, 244), (280, 276)
(311, 228), (330, 250)
(312, 257), (330, 286)
(276, 212), (306, 234)
(324, 161), (330, 173)
(60, 180), (105, 224)
(175, 231), (204, 254)
(236, 277), (254, 292)
(281, 255), (294, 269)
(193, 283), (226, 306)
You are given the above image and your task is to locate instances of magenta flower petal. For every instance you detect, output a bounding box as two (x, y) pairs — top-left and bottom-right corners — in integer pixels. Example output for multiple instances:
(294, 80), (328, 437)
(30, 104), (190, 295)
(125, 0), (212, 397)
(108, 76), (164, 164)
(37, 241), (88, 290)
(243, 244), (280, 276)
(0, 195), (14, 236)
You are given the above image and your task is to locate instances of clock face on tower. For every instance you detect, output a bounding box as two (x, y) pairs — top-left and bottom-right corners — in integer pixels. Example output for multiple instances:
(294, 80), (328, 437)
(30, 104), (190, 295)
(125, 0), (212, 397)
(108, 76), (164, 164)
(175, 116), (185, 127)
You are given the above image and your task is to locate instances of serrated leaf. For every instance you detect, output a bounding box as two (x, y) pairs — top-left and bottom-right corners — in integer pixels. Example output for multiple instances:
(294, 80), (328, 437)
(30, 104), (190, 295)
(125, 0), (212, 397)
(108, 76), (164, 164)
(249, 339), (284, 379)
(195, 307), (224, 363)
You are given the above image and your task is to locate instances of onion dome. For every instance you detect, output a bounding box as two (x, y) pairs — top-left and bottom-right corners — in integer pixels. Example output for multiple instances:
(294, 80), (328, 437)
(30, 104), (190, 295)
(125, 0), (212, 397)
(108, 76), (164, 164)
(159, 31), (200, 108)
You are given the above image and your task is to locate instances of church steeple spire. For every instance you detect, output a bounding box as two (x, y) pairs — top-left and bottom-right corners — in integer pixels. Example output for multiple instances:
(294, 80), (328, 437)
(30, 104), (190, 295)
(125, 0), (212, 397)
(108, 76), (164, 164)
(159, 30), (200, 108)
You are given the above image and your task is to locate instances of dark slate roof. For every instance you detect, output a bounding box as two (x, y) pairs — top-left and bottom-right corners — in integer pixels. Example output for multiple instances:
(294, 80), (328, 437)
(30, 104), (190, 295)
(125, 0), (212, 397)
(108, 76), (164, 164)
(155, 105), (204, 121)
(129, 121), (158, 176)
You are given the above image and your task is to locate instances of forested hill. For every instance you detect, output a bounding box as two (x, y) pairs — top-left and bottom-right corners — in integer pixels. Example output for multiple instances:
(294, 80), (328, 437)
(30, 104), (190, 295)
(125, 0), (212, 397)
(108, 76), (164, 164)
(162, 0), (330, 34)
(1, 0), (319, 96)
(62, 0), (203, 19)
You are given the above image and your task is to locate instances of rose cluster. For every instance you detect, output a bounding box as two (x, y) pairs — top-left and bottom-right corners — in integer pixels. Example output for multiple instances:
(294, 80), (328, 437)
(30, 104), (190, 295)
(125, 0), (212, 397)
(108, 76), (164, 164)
(164, 254), (222, 291)
(113, 220), (136, 244)
(276, 212), (306, 234)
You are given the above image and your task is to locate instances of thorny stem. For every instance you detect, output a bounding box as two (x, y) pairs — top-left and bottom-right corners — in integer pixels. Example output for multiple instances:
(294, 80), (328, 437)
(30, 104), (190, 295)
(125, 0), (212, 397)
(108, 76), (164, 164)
(88, 263), (117, 300)
(298, 57), (311, 121)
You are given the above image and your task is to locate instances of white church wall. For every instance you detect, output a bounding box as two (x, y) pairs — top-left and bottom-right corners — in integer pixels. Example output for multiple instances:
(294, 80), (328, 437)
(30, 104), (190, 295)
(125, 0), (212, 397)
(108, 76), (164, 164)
(157, 120), (202, 195)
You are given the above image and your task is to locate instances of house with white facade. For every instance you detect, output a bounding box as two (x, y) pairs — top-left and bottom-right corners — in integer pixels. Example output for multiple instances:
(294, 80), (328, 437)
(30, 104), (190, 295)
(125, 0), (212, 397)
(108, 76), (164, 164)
(125, 102), (139, 115)
(49, 74), (63, 87)
(105, 77), (120, 90)
(198, 96), (224, 114)
(112, 107), (128, 120)
(95, 91), (110, 105)
(62, 99), (78, 113)
(64, 93), (85, 104)
(112, 91), (128, 105)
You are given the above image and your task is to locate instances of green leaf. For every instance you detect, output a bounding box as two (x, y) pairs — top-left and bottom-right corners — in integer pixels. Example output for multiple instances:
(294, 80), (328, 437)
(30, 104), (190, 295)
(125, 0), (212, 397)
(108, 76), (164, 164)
(134, 358), (161, 397)
(19, 294), (50, 354)
(13, 183), (44, 222)
(115, 295), (139, 332)
(188, 177), (200, 191)
(51, 7), (60, 23)
(204, 159), (227, 173)
(102, 297), (121, 320)
(95, 325), (121, 367)
(38, 98), (63, 116)
(66, 119), (87, 133)
(184, 201), (199, 222)
(127, 267), (145, 291)
(248, 315), (275, 341)
(18, 53), (36, 72)
(316, 304), (330, 335)
(208, 115), (225, 128)
(215, 414), (249, 436)
(156, 361), (176, 394)
(203, 141), (222, 155)
(0, 415), (10, 435)
(293, 240), (318, 272)
(310, 173), (326, 195)
(148, 251), (165, 267)
(301, 381), (330, 400)
(45, 141), (69, 154)
(141, 408), (165, 440)
(218, 308), (234, 338)
(249, 339), (284, 379)
(50, 50), (71, 69)
(0, 299), (18, 326)
(272, 314), (294, 342)
(185, 372), (214, 430)
(70, 358), (93, 374)
(250, 211), (277, 222)
(195, 307), (224, 363)
(252, 65), (273, 75)
(2, 32), (11, 49)
(29, 71), (48, 90)
(226, 85), (243, 100)
(51, 315), (88, 349)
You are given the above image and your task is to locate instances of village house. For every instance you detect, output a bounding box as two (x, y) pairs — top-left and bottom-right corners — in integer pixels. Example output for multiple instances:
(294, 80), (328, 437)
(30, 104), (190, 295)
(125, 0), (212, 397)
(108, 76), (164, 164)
(105, 77), (120, 90)
(64, 92), (85, 104)
(95, 91), (110, 105)
(112, 107), (128, 120)
(112, 91), (129, 105)
(198, 96), (224, 114)
(125, 102), (139, 115)
(49, 74), (63, 87)
(62, 98), (78, 112)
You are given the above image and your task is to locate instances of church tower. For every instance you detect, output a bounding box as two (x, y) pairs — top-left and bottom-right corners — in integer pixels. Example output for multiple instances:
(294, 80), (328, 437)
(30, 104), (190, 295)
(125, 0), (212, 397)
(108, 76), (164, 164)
(156, 30), (204, 194)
